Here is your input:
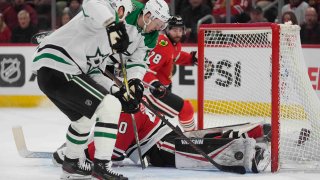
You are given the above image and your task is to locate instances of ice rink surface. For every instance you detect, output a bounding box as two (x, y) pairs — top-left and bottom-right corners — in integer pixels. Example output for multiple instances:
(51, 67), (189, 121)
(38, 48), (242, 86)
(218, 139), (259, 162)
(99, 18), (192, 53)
(1, 107), (319, 180)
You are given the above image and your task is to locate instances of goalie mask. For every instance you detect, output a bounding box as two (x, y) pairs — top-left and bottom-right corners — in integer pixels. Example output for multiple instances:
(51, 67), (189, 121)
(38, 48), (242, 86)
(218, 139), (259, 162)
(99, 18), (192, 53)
(110, 0), (133, 20)
(142, 0), (171, 31)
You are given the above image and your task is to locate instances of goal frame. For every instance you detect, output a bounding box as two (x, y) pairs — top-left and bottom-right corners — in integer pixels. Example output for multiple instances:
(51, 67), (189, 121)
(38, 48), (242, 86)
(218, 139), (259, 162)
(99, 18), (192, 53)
(197, 23), (280, 172)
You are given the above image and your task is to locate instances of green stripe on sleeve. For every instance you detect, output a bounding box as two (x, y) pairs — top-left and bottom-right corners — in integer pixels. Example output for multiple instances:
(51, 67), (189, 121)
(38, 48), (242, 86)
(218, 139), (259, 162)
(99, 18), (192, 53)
(126, 64), (146, 69)
(33, 53), (72, 65)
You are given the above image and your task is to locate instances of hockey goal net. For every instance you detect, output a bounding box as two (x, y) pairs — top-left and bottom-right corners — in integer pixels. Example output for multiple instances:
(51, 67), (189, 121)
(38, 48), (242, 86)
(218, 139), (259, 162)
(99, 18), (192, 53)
(197, 23), (320, 172)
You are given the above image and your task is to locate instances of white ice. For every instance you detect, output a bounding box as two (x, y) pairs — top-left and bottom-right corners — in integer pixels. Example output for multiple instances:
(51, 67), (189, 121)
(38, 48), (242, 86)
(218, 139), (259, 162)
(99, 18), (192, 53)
(1, 107), (319, 180)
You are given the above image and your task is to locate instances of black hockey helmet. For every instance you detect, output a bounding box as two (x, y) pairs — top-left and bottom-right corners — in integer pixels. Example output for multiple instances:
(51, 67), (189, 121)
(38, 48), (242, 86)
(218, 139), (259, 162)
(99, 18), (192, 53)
(167, 15), (185, 30)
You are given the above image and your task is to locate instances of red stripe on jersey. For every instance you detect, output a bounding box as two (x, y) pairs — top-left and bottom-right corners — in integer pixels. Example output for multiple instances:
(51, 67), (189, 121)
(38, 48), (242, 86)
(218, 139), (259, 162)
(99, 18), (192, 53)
(148, 95), (179, 116)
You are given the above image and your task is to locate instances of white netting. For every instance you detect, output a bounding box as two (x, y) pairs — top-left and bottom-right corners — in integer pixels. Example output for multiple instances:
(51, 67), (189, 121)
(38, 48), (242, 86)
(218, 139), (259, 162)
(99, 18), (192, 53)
(200, 24), (320, 170)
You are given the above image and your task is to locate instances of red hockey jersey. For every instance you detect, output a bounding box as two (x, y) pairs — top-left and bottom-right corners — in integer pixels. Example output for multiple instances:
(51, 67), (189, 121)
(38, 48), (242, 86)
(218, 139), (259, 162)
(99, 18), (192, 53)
(144, 34), (194, 86)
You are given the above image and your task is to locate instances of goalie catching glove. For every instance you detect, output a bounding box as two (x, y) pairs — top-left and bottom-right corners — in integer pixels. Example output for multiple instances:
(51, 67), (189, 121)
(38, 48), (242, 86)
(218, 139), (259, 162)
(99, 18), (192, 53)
(110, 84), (140, 114)
(106, 21), (129, 53)
(149, 81), (168, 99)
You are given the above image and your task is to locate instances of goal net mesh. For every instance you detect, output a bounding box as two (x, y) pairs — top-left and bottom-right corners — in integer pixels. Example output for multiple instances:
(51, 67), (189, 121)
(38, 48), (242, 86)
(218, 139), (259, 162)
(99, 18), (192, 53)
(199, 24), (320, 170)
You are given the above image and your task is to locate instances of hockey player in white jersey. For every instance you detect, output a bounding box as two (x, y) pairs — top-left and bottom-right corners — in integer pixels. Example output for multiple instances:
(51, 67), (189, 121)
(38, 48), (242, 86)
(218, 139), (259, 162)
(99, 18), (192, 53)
(32, 0), (134, 179)
(33, 0), (170, 179)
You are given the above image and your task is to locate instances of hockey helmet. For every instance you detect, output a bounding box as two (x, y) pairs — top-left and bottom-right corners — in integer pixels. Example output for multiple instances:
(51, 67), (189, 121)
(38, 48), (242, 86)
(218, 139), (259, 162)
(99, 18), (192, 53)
(167, 15), (185, 30)
(143, 0), (170, 25)
(110, 0), (133, 20)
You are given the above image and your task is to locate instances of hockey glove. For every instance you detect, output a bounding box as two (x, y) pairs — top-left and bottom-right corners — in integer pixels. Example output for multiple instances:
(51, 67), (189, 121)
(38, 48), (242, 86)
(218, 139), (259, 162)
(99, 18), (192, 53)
(190, 51), (198, 65)
(150, 81), (168, 99)
(128, 78), (144, 102)
(106, 22), (130, 53)
(110, 85), (140, 114)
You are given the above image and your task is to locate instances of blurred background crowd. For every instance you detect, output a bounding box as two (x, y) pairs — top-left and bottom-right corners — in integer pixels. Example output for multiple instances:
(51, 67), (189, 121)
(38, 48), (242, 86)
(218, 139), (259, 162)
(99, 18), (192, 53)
(0, 0), (319, 44)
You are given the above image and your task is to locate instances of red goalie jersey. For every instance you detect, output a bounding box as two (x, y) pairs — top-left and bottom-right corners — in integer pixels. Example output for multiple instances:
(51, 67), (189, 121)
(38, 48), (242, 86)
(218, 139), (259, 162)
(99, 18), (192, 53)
(143, 34), (194, 86)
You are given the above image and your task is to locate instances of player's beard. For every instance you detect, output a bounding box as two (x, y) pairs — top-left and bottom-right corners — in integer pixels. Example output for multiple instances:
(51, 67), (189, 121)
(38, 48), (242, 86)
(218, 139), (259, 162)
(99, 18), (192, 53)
(171, 36), (182, 44)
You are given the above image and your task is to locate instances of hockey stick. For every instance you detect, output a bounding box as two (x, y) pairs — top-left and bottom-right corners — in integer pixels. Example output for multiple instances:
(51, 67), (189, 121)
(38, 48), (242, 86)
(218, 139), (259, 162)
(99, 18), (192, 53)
(31, 31), (52, 44)
(12, 126), (53, 158)
(104, 70), (246, 174)
(139, 101), (246, 174)
(118, 53), (147, 169)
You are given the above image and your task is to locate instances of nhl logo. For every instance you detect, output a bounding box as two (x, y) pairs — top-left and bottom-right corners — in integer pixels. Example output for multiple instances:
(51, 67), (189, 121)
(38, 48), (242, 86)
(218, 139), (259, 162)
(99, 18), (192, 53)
(0, 54), (25, 87)
(0, 58), (21, 84)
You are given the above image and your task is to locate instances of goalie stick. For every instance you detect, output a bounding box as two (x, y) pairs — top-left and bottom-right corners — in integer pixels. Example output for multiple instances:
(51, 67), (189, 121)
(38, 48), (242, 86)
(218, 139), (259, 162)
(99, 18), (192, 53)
(103, 70), (247, 174)
(12, 126), (53, 158)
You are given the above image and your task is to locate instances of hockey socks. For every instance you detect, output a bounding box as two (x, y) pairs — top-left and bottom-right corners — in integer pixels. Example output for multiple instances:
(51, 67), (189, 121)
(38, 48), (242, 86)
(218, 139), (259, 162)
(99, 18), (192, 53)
(93, 122), (118, 160)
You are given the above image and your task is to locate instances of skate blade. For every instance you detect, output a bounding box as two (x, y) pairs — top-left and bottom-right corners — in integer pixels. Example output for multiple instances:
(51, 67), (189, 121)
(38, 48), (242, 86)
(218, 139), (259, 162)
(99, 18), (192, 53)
(91, 173), (128, 180)
(60, 171), (91, 180)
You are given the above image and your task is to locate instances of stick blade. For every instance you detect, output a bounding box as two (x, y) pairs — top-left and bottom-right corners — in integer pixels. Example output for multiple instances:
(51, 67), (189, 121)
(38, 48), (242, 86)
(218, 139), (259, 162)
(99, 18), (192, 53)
(12, 126), (29, 156)
(23, 151), (53, 158)
(12, 126), (52, 158)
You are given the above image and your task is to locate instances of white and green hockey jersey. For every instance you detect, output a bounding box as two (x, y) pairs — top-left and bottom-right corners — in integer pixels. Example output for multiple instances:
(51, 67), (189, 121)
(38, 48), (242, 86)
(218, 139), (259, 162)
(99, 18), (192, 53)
(32, 0), (159, 82)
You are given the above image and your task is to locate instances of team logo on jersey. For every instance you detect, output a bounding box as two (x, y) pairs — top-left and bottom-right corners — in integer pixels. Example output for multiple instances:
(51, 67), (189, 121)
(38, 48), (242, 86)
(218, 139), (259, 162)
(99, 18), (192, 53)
(0, 54), (25, 87)
(159, 40), (168, 47)
(86, 48), (109, 72)
(85, 99), (92, 106)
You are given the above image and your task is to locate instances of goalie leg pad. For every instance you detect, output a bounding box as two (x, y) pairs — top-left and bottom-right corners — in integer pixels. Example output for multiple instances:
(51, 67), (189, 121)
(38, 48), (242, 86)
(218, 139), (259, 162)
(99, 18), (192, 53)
(175, 137), (269, 173)
(214, 138), (257, 172)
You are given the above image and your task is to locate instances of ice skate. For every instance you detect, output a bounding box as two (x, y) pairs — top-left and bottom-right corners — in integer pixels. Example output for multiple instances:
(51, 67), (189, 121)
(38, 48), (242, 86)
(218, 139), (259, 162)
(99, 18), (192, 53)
(60, 156), (92, 180)
(92, 158), (128, 180)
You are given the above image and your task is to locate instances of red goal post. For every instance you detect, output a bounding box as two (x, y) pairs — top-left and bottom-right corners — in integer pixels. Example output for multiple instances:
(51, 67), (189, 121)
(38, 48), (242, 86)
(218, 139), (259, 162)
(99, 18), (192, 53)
(197, 23), (320, 172)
